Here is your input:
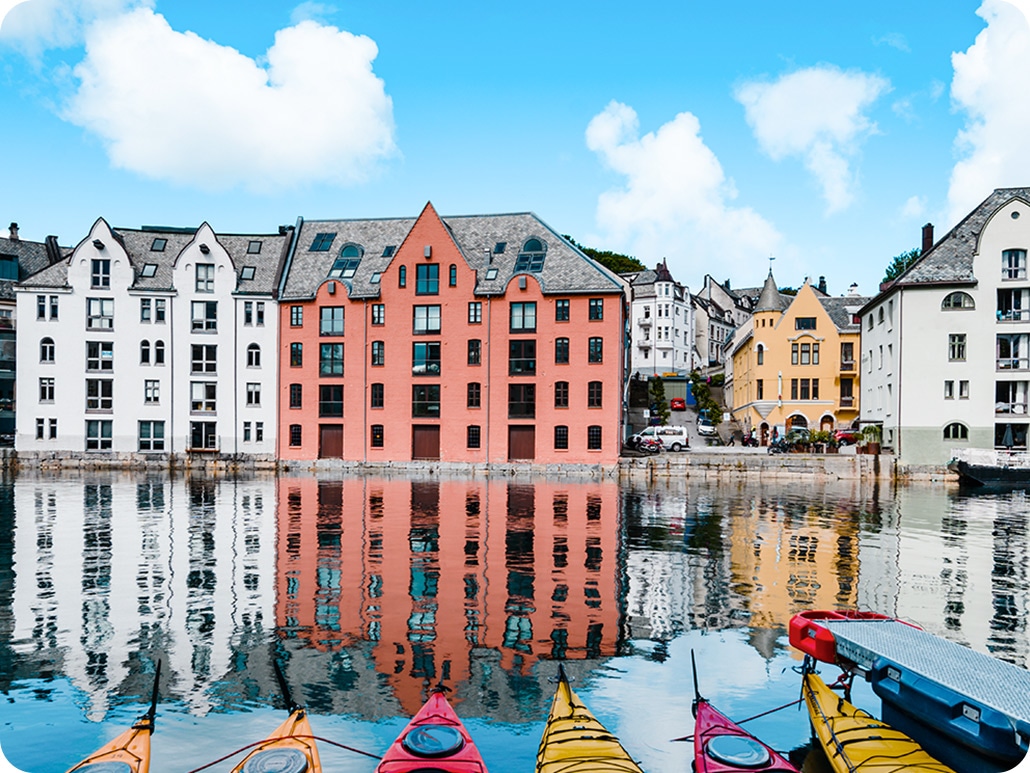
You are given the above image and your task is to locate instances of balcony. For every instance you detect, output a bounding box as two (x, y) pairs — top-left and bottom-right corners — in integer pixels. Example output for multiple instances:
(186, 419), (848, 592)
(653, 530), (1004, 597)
(637, 316), (652, 327)
(839, 396), (855, 408)
(996, 401), (1029, 416)
(997, 357), (1030, 371)
(840, 360), (856, 373)
(997, 309), (1030, 323)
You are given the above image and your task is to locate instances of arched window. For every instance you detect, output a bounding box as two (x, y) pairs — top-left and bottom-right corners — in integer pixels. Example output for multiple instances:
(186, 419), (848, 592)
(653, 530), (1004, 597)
(756, 344), (764, 365)
(329, 244), (362, 278)
(398, 266), (407, 288)
(40, 337), (54, 363)
(140, 339), (150, 364)
(515, 238), (546, 272)
(943, 422), (968, 440)
(154, 340), (165, 365)
(942, 292), (975, 310)
(247, 343), (261, 368)
(449, 264), (457, 287)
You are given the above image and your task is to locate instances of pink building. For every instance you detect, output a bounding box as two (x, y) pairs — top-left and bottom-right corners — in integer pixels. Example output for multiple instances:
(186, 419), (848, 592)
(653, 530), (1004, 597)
(276, 203), (625, 466)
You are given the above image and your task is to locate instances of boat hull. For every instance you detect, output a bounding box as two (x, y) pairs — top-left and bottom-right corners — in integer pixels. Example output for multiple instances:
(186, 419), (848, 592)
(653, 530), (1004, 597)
(692, 699), (798, 773)
(948, 458), (1030, 487)
(230, 709), (322, 773)
(376, 690), (488, 772)
(67, 720), (153, 773)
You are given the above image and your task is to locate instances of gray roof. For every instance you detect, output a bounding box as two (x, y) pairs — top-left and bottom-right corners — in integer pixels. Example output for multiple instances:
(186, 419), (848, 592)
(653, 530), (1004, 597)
(819, 295), (870, 331)
(0, 236), (67, 299)
(755, 271), (790, 312)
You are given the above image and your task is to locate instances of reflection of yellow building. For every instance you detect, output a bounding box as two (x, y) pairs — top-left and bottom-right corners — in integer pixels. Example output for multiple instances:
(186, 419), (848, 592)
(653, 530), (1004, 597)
(730, 273), (869, 443)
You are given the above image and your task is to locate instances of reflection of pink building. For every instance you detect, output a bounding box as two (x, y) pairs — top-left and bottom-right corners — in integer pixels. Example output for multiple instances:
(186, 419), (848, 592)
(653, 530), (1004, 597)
(275, 476), (622, 715)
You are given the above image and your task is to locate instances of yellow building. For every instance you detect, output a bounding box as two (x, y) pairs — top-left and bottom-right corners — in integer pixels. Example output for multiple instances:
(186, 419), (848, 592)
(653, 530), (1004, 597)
(730, 273), (868, 444)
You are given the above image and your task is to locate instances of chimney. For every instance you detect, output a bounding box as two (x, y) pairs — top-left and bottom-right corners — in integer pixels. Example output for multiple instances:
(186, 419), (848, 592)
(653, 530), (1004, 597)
(8, 222), (18, 241)
(921, 222), (934, 255)
(817, 275), (827, 294)
(45, 235), (62, 265)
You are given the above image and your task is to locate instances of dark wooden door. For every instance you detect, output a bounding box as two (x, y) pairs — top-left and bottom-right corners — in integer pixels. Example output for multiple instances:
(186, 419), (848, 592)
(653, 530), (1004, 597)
(318, 424), (343, 458)
(508, 426), (535, 460)
(412, 425), (440, 460)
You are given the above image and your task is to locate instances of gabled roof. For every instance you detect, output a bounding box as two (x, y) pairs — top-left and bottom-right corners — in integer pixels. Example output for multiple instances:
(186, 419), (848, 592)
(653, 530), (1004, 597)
(0, 236), (68, 299)
(818, 295), (870, 331)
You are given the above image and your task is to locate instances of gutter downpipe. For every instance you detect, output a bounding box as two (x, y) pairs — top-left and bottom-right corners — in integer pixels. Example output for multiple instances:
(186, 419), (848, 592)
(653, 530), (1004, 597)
(274, 218), (302, 463)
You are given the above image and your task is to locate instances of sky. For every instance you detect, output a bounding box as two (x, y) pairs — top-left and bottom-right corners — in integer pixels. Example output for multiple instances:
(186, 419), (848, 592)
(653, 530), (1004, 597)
(1, 0), (1030, 298)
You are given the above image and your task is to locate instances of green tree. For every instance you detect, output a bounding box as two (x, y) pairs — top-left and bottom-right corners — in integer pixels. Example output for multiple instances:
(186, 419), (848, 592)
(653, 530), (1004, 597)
(648, 377), (671, 426)
(883, 247), (921, 283)
(563, 235), (645, 274)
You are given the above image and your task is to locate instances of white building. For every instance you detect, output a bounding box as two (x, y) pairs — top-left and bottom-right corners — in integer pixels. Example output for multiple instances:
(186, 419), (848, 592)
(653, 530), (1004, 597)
(860, 188), (1030, 465)
(15, 218), (292, 460)
(623, 260), (696, 376)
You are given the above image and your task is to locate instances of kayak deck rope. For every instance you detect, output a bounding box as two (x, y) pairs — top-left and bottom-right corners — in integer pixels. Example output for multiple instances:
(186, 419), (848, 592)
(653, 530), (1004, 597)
(671, 698), (803, 742)
(184, 735), (381, 773)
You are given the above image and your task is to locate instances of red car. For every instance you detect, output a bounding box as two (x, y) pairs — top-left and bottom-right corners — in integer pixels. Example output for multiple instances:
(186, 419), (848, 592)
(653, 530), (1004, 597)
(670, 397), (686, 411)
(834, 429), (859, 445)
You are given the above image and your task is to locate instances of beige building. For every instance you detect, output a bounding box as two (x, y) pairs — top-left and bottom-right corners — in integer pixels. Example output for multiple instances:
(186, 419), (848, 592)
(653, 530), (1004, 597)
(729, 272), (868, 444)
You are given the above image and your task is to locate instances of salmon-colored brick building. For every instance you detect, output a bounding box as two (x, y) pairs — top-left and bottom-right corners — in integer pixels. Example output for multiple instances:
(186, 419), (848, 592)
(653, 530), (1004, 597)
(276, 203), (625, 466)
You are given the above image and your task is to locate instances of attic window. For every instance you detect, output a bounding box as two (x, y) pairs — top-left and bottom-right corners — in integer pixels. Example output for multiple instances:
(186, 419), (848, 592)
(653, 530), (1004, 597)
(150, 238), (167, 252)
(247, 240), (262, 254)
(514, 238), (546, 272)
(0, 255), (17, 280)
(370, 272), (382, 284)
(382, 246), (396, 257)
(493, 242), (506, 254)
(240, 266), (256, 280)
(329, 258), (360, 279)
(485, 267), (498, 280)
(140, 263), (158, 278)
(310, 232), (336, 251)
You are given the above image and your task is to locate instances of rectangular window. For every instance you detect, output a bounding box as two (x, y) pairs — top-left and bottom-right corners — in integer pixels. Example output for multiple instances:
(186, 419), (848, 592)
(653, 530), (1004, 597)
(555, 299), (570, 321)
(189, 421), (218, 450)
(795, 317), (816, 330)
(141, 298), (152, 322)
(756, 379), (764, 400)
(840, 378), (854, 406)
(246, 382), (261, 406)
(319, 343), (344, 376)
(510, 302), (537, 332)
(467, 339), (481, 366)
(589, 298), (604, 320)
(841, 342), (854, 369)
(290, 342), (303, 367)
(813, 343), (820, 365)
(195, 263), (215, 292)
(413, 342), (441, 375)
(960, 380), (970, 399)
(86, 420), (112, 451)
(85, 379), (113, 411)
(320, 306), (345, 336)
(554, 425), (569, 450)
(39, 377), (54, 402)
(370, 382), (384, 408)
(587, 381), (603, 408)
(290, 305), (303, 327)
(800, 379), (810, 400)
(467, 425), (481, 449)
(244, 301), (254, 326)
(48, 418), (57, 439)
(588, 337), (603, 363)
(144, 380), (159, 404)
(467, 382), (481, 408)
(509, 340), (536, 375)
(255, 301), (264, 326)
(91, 259), (110, 289)
(1003, 249), (1027, 280)
(801, 343), (811, 365)
(812, 378), (819, 399)
(372, 304), (385, 325)
(289, 383), (302, 408)
(468, 302), (482, 324)
(86, 341), (114, 371)
(243, 421), (251, 442)
(791, 378), (798, 400)
(412, 384), (441, 417)
(416, 263), (439, 295)
(138, 420), (165, 451)
(36, 418), (44, 440)
(509, 383), (535, 418)
(587, 425), (602, 450)
(413, 305), (441, 334)
(290, 424), (302, 447)
(372, 341), (385, 366)
(190, 382), (217, 412)
(949, 333), (967, 361)
(49, 295), (58, 320)
(37, 295), (46, 320)
(310, 232), (335, 251)
(371, 424), (385, 447)
(792, 343), (799, 365)
(87, 298), (114, 329)
(555, 381), (569, 408)
(255, 421), (264, 442)
(191, 300), (217, 332)
(319, 384), (343, 417)
(555, 338), (569, 364)
(944, 380), (955, 399)
(191, 344), (217, 373)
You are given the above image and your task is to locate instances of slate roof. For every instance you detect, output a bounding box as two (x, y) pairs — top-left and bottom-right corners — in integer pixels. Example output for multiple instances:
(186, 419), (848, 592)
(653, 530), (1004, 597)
(819, 295), (870, 331)
(755, 272), (790, 312)
(281, 210), (625, 300)
(0, 236), (67, 300)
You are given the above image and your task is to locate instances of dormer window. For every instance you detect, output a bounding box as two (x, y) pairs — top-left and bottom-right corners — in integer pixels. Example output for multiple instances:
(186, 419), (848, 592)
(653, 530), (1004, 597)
(150, 238), (167, 252)
(310, 232), (336, 251)
(485, 268), (498, 281)
(328, 245), (362, 278)
(382, 245), (396, 257)
(515, 238), (546, 272)
(494, 242), (506, 254)
(240, 266), (256, 281)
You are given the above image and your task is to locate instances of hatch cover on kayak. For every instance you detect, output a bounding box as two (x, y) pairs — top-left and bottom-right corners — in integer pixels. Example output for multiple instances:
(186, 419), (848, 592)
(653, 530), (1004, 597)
(705, 735), (771, 768)
(75, 764), (134, 773)
(402, 724), (465, 757)
(240, 748), (309, 773)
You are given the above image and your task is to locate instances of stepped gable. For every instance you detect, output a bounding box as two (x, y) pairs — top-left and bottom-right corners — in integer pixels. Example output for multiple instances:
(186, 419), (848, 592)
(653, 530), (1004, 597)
(899, 186), (1030, 285)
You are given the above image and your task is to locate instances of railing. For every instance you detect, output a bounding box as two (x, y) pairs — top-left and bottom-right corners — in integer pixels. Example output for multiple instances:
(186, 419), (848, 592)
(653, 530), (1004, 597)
(995, 401), (1029, 415)
(997, 309), (1030, 322)
(839, 396), (855, 407)
(637, 317), (652, 327)
(636, 339), (651, 349)
(508, 359), (536, 375)
(840, 360), (856, 372)
(997, 357), (1030, 370)
(186, 435), (220, 452)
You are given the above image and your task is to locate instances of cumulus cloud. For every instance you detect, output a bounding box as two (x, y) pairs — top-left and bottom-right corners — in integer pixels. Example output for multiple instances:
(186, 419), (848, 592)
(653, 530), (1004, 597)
(901, 195), (926, 218)
(586, 100), (783, 280)
(735, 65), (890, 213)
(873, 32), (910, 52)
(62, 8), (396, 191)
(947, 0), (1030, 223)
(0, 0), (148, 56)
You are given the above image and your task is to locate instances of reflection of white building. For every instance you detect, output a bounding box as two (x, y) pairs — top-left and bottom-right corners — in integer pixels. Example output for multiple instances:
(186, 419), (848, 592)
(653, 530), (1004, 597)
(10, 474), (277, 717)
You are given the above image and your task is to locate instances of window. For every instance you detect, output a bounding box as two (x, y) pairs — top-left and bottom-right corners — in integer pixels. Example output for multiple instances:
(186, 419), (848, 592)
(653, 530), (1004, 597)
(144, 380), (159, 404)
(86, 341), (113, 371)
(91, 259), (110, 289)
(412, 384), (441, 417)
(555, 299), (570, 321)
(141, 298), (152, 322)
(790, 378), (818, 400)
(255, 301), (266, 326)
(795, 317), (816, 330)
(150, 238), (166, 252)
(371, 383), (384, 408)
(589, 298), (604, 320)
(588, 337), (603, 363)
(416, 263), (439, 295)
(39, 378), (54, 402)
(371, 424), (385, 448)
(87, 298), (114, 329)
(40, 337), (54, 363)
(290, 342), (303, 367)
(554, 425), (569, 450)
(154, 340), (164, 365)
(960, 380), (969, 399)
(878, 307), (885, 324)
(515, 238), (545, 272)
(246, 383), (261, 406)
(190, 382), (217, 412)
(140, 263), (157, 278)
(792, 342), (818, 365)
(509, 340), (536, 375)
(839, 378), (853, 406)
(756, 344), (764, 365)
(944, 422), (969, 440)
(36, 418), (43, 440)
(320, 343), (344, 376)
(485, 267), (498, 280)
(467, 382), (481, 408)
(154, 298), (167, 323)
(841, 342), (854, 369)
(86, 420), (112, 451)
(247, 240), (262, 254)
(399, 265), (407, 288)
(328, 253), (361, 278)
(191, 300), (217, 332)
(191, 344), (217, 373)
(555, 381), (569, 408)
(243, 422), (251, 442)
(48, 419), (57, 439)
(244, 301), (253, 325)
(509, 383), (535, 418)
(949, 334), (967, 361)
(290, 424), (302, 447)
(140, 340), (150, 364)
(413, 342), (441, 375)
(757, 379), (764, 400)
(467, 339), (481, 366)
(195, 263), (215, 292)
(945, 380), (955, 399)
(510, 302), (537, 332)
(468, 302), (482, 324)
(587, 425), (602, 450)
(555, 338), (569, 364)
(320, 306), (345, 336)
(449, 264), (457, 287)
(86, 379), (113, 411)
(255, 421), (264, 442)
(290, 306), (303, 327)
(289, 383), (302, 408)
(942, 292), (975, 309)
(867, 315), (873, 331)
(138, 421), (165, 451)
(37, 295), (46, 320)
(466, 425), (481, 449)
(310, 232), (336, 251)
(319, 384), (343, 417)
(372, 304), (385, 325)
(372, 341), (385, 366)
(382, 245), (397, 257)
(247, 343), (261, 367)
(413, 305), (441, 334)
(587, 381), (603, 408)
(1003, 249), (1027, 280)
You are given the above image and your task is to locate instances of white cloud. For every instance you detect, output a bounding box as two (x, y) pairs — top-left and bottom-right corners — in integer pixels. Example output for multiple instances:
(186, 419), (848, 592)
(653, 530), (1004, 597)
(62, 8), (396, 192)
(900, 195), (926, 218)
(586, 100), (783, 282)
(0, 0), (149, 56)
(873, 32), (910, 52)
(735, 65), (890, 213)
(290, 1), (336, 25)
(947, 0), (1030, 223)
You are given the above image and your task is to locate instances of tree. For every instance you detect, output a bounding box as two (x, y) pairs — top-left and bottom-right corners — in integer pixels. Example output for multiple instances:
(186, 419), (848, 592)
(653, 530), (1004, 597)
(562, 235), (645, 274)
(883, 247), (921, 283)
(648, 377), (671, 426)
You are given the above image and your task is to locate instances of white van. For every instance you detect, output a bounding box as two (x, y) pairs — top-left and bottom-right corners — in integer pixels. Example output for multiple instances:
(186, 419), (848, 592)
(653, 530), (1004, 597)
(630, 425), (690, 452)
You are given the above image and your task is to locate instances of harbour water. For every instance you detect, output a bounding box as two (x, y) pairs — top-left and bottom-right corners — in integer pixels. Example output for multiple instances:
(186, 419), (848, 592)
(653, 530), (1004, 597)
(0, 471), (1026, 772)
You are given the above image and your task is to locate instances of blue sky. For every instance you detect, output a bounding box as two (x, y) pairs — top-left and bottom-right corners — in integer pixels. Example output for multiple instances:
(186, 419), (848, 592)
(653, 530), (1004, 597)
(1, 0), (1029, 297)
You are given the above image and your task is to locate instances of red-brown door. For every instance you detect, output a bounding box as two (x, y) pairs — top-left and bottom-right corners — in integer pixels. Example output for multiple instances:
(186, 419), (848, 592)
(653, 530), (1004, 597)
(412, 425), (440, 460)
(508, 426), (535, 460)
(318, 424), (343, 458)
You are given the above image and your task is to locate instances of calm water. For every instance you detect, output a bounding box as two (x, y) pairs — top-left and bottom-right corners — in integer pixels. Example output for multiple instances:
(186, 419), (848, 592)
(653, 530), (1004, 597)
(0, 471), (1027, 772)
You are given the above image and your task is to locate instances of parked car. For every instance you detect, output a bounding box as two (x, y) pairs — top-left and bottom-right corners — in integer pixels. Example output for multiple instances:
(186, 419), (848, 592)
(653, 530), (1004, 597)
(670, 397), (686, 411)
(629, 425), (690, 452)
(834, 429), (859, 445)
(697, 419), (717, 437)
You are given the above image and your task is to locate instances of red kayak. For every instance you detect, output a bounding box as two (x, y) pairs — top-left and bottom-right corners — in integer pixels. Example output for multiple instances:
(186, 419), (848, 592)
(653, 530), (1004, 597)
(376, 687), (489, 772)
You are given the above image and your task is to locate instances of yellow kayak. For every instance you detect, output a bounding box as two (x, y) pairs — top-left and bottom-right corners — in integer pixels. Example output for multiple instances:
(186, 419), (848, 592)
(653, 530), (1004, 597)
(536, 665), (644, 773)
(230, 708), (322, 773)
(803, 671), (954, 773)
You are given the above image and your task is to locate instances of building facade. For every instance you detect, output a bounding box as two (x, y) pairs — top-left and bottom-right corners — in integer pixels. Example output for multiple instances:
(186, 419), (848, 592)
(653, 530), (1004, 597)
(623, 260), (695, 376)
